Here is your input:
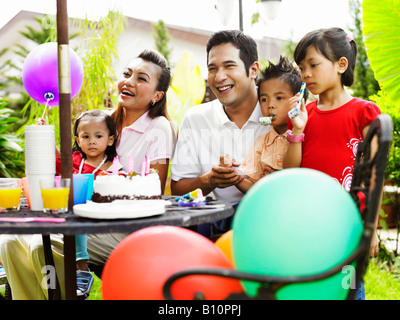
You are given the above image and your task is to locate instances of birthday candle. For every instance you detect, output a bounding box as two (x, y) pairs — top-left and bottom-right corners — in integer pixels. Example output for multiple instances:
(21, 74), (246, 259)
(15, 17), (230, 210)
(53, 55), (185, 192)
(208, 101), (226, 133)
(145, 155), (150, 175)
(141, 157), (146, 176)
(128, 155), (134, 173)
(288, 82), (306, 119)
(113, 156), (119, 174)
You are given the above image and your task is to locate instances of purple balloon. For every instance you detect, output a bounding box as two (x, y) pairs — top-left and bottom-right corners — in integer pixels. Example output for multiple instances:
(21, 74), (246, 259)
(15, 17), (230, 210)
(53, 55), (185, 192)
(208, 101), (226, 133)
(22, 42), (84, 107)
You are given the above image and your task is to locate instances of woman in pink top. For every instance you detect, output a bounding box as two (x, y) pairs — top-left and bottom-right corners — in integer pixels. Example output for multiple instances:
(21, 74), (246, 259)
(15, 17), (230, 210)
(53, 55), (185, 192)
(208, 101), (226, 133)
(0, 49), (176, 300)
(85, 49), (176, 276)
(111, 49), (176, 192)
(85, 49), (176, 278)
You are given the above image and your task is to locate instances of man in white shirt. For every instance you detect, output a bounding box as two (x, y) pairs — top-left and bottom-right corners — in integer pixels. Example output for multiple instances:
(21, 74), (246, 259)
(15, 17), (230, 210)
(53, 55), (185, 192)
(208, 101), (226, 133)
(170, 30), (270, 238)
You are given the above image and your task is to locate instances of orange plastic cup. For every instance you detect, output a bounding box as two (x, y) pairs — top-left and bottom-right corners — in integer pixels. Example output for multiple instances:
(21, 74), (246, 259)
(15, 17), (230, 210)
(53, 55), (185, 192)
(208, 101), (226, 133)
(22, 177), (31, 207)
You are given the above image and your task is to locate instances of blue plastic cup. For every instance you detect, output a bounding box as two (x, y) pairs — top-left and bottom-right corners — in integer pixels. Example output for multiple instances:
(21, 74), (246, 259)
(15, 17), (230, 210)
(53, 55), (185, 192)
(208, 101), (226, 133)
(80, 173), (94, 201)
(73, 174), (90, 205)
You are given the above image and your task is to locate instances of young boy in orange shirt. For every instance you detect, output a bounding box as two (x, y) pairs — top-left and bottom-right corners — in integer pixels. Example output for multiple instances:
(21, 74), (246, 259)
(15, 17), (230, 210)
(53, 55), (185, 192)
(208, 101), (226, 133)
(222, 56), (308, 193)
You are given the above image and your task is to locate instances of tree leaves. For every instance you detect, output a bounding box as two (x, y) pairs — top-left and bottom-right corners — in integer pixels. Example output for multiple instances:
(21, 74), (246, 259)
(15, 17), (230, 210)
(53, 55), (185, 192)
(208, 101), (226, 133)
(362, 0), (400, 104)
(0, 108), (24, 177)
(168, 51), (206, 127)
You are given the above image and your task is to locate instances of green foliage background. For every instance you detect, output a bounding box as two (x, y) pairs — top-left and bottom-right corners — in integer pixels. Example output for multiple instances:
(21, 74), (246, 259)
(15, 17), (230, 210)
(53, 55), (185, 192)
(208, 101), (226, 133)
(363, 0), (400, 186)
(0, 12), (126, 177)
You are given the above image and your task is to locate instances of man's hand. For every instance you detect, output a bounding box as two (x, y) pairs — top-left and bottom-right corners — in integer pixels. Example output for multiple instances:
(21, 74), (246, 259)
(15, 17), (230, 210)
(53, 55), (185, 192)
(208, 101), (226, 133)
(209, 165), (243, 189)
(208, 154), (243, 188)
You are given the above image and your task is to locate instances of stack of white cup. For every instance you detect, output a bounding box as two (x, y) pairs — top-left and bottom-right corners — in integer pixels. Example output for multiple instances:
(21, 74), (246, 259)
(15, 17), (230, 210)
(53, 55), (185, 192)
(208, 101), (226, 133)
(25, 125), (56, 211)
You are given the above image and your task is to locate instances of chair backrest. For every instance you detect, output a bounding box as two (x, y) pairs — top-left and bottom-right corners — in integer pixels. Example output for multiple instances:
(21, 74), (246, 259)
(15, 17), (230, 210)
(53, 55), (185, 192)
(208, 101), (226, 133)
(347, 113), (393, 298)
(163, 114), (393, 300)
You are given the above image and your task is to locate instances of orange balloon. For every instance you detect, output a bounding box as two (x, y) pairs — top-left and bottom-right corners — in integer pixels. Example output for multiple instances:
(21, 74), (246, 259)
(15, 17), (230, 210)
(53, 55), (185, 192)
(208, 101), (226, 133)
(215, 230), (233, 264)
(101, 226), (243, 300)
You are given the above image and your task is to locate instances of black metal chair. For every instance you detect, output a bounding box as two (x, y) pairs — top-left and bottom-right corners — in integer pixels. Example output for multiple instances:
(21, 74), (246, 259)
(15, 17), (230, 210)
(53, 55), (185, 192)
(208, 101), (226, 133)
(162, 114), (393, 300)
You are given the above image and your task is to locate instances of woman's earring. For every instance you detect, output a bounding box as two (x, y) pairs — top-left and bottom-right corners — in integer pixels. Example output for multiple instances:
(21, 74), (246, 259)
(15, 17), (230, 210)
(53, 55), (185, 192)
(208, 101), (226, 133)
(151, 100), (156, 106)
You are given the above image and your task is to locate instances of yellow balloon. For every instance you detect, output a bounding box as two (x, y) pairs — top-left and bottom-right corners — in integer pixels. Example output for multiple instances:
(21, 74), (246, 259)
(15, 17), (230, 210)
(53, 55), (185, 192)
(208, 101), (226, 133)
(215, 230), (233, 264)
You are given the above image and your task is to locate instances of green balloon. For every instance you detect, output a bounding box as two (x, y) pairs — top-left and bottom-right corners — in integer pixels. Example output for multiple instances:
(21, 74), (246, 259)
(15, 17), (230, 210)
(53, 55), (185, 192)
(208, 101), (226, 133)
(232, 168), (363, 299)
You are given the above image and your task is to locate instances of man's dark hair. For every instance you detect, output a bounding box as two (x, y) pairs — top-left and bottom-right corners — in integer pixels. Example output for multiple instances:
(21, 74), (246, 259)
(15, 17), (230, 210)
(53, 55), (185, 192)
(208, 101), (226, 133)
(206, 30), (258, 77)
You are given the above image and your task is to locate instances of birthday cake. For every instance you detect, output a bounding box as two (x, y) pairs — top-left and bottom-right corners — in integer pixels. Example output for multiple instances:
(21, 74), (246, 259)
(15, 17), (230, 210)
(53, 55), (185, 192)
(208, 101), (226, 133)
(73, 157), (167, 219)
(91, 170), (162, 203)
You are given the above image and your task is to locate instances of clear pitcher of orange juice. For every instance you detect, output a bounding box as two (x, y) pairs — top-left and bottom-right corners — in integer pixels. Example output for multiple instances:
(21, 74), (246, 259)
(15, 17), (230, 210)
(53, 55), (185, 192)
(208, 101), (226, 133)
(0, 178), (22, 212)
(40, 178), (70, 214)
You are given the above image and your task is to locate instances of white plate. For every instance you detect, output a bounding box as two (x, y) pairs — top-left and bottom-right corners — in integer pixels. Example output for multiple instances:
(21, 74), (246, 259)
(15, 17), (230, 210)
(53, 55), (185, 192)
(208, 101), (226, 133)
(73, 200), (166, 220)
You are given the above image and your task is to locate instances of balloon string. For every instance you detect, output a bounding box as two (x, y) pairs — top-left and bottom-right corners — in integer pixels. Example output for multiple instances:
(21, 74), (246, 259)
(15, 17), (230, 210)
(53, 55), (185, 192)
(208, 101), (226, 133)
(41, 98), (50, 120)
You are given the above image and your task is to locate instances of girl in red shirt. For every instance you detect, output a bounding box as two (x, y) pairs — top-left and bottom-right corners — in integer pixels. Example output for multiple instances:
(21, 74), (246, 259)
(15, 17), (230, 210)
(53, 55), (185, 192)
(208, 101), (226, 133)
(283, 27), (381, 300)
(56, 109), (117, 177)
(39, 109), (117, 299)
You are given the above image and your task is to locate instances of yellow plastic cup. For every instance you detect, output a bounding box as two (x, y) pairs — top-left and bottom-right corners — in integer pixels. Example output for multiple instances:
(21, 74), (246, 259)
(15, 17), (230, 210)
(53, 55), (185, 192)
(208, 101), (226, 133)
(0, 178), (22, 212)
(40, 178), (70, 214)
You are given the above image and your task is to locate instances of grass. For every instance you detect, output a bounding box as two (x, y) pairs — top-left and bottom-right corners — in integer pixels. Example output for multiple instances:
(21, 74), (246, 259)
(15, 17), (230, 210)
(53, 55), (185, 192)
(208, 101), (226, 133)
(365, 257), (400, 300)
(88, 273), (102, 300)
(2, 257), (399, 300)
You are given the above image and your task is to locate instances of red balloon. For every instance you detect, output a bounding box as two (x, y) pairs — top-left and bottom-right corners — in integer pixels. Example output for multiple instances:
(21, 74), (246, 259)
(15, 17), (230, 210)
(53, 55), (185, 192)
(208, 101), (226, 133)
(101, 226), (243, 300)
